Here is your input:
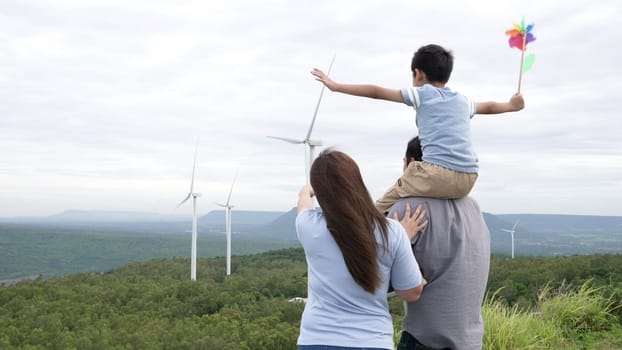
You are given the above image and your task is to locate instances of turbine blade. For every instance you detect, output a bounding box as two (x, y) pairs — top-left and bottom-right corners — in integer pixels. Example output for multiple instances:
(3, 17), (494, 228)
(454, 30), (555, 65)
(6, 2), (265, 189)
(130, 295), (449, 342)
(512, 220), (520, 230)
(176, 193), (191, 208)
(214, 202), (227, 207)
(305, 54), (336, 142)
(225, 172), (238, 206)
(267, 136), (304, 144)
(189, 138), (199, 193)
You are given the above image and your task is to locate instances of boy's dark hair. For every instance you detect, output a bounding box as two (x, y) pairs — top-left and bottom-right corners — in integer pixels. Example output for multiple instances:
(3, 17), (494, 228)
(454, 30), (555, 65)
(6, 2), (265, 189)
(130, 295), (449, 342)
(411, 44), (454, 83)
(405, 136), (423, 165)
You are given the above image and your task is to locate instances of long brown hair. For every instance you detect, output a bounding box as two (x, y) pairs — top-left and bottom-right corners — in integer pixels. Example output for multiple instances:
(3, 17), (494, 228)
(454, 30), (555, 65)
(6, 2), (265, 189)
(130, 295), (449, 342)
(310, 149), (389, 293)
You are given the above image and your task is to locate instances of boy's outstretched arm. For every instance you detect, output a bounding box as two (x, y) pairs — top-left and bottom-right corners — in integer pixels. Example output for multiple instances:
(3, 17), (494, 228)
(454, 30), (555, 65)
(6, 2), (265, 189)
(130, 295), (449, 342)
(311, 68), (403, 103)
(476, 93), (525, 114)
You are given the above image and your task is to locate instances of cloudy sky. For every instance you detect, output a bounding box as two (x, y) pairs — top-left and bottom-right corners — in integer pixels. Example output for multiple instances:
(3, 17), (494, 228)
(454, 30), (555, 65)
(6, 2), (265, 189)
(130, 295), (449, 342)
(1, 0), (621, 218)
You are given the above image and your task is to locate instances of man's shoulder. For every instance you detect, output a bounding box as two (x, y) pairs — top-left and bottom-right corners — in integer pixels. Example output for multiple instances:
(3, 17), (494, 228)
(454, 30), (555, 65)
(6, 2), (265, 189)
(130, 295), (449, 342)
(393, 195), (479, 206)
(389, 196), (481, 217)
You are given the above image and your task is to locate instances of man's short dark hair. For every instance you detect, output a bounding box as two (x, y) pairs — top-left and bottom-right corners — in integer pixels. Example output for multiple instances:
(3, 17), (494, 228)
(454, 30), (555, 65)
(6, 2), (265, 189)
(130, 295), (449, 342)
(405, 136), (423, 164)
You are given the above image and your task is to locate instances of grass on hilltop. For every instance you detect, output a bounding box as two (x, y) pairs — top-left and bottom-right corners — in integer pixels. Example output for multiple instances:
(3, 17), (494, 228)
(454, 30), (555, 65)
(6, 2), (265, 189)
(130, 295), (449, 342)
(481, 280), (622, 349)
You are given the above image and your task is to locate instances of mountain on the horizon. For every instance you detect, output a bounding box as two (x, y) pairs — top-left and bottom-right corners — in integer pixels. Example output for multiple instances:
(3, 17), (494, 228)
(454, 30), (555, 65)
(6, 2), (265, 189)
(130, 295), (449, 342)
(495, 214), (622, 231)
(0, 209), (289, 226)
(199, 210), (284, 226)
(252, 209), (534, 243)
(1, 209), (621, 240)
(259, 207), (297, 237)
(0, 210), (187, 223)
(1, 209), (620, 259)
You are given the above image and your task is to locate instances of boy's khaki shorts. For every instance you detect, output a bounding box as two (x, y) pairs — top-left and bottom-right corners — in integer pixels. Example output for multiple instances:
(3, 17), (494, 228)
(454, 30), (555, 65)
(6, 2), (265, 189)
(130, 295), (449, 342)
(375, 161), (478, 214)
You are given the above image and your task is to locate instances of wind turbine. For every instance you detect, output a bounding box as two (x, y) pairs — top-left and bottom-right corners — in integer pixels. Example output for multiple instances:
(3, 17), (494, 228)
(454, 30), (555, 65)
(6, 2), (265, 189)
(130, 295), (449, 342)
(502, 220), (520, 259)
(268, 55), (336, 184)
(177, 141), (201, 280)
(215, 173), (237, 276)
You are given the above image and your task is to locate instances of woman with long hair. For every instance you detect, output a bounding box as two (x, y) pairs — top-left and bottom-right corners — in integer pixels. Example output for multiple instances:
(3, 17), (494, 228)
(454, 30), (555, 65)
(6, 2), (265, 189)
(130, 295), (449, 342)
(296, 149), (426, 350)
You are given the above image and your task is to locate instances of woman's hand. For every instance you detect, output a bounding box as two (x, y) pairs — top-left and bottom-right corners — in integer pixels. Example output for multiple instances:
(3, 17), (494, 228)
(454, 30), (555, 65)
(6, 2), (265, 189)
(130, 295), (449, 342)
(297, 184), (315, 213)
(299, 184), (315, 197)
(393, 202), (428, 241)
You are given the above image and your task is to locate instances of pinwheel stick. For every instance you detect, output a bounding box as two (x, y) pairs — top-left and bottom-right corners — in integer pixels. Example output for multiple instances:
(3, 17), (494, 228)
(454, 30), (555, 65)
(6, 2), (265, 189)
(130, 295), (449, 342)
(517, 33), (528, 93)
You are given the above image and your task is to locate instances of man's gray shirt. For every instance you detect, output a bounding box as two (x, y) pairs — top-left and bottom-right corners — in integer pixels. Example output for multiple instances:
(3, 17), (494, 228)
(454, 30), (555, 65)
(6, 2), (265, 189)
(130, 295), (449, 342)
(389, 196), (490, 350)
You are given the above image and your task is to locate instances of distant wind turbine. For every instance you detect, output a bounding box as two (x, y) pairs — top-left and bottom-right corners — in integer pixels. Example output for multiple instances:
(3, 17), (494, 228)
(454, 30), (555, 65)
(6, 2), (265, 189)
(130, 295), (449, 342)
(215, 172), (237, 276)
(502, 220), (520, 259)
(177, 140), (201, 280)
(268, 54), (336, 184)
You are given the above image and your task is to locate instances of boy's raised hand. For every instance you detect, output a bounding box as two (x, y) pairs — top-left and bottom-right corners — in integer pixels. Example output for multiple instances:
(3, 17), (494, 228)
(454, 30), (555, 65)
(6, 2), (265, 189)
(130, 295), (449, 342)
(311, 68), (338, 91)
(509, 93), (525, 111)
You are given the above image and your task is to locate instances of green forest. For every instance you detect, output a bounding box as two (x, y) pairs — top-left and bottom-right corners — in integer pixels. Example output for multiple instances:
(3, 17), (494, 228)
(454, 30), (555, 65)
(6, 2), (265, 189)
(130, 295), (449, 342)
(1, 249), (622, 349)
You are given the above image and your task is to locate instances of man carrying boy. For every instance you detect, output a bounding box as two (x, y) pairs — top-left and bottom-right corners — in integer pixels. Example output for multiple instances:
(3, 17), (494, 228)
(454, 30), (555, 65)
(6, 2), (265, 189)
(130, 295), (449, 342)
(312, 44), (524, 214)
(390, 136), (491, 350)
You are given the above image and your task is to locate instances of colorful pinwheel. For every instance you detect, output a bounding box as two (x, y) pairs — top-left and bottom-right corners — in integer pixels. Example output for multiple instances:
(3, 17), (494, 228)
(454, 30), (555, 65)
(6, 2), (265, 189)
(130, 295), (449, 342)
(505, 18), (536, 92)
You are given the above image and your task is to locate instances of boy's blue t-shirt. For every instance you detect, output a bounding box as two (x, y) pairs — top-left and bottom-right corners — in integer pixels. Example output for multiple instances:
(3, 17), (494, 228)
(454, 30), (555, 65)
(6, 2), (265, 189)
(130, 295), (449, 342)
(295, 209), (422, 349)
(401, 84), (478, 173)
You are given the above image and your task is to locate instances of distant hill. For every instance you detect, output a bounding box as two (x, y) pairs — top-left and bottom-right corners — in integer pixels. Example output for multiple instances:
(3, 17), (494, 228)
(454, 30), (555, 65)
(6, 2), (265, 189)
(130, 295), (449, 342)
(483, 212), (514, 233)
(0, 210), (186, 223)
(1, 209), (620, 253)
(495, 214), (622, 231)
(252, 208), (524, 240)
(255, 210), (540, 256)
(258, 208), (297, 238)
(1, 209), (621, 280)
(199, 210), (284, 226)
(3, 209), (621, 233)
(0, 210), (289, 235)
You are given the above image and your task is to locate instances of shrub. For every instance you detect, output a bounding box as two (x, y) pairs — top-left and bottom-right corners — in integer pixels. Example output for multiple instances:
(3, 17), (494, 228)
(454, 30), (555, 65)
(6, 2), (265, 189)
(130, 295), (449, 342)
(483, 290), (564, 349)
(538, 280), (617, 336)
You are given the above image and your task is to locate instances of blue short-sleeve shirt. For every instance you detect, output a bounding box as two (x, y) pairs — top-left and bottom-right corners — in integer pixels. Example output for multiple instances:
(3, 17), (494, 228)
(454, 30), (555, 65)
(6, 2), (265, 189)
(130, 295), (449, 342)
(401, 84), (479, 173)
(295, 209), (422, 349)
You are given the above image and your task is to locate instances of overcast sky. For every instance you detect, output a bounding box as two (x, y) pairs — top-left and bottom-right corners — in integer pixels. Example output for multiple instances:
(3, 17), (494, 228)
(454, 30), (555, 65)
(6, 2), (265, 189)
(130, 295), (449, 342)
(1, 0), (621, 218)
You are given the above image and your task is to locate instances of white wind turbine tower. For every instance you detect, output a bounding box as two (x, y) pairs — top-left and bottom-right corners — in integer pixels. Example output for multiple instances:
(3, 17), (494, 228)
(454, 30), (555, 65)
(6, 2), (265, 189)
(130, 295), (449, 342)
(215, 173), (237, 276)
(268, 55), (336, 185)
(502, 220), (520, 259)
(177, 141), (201, 280)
